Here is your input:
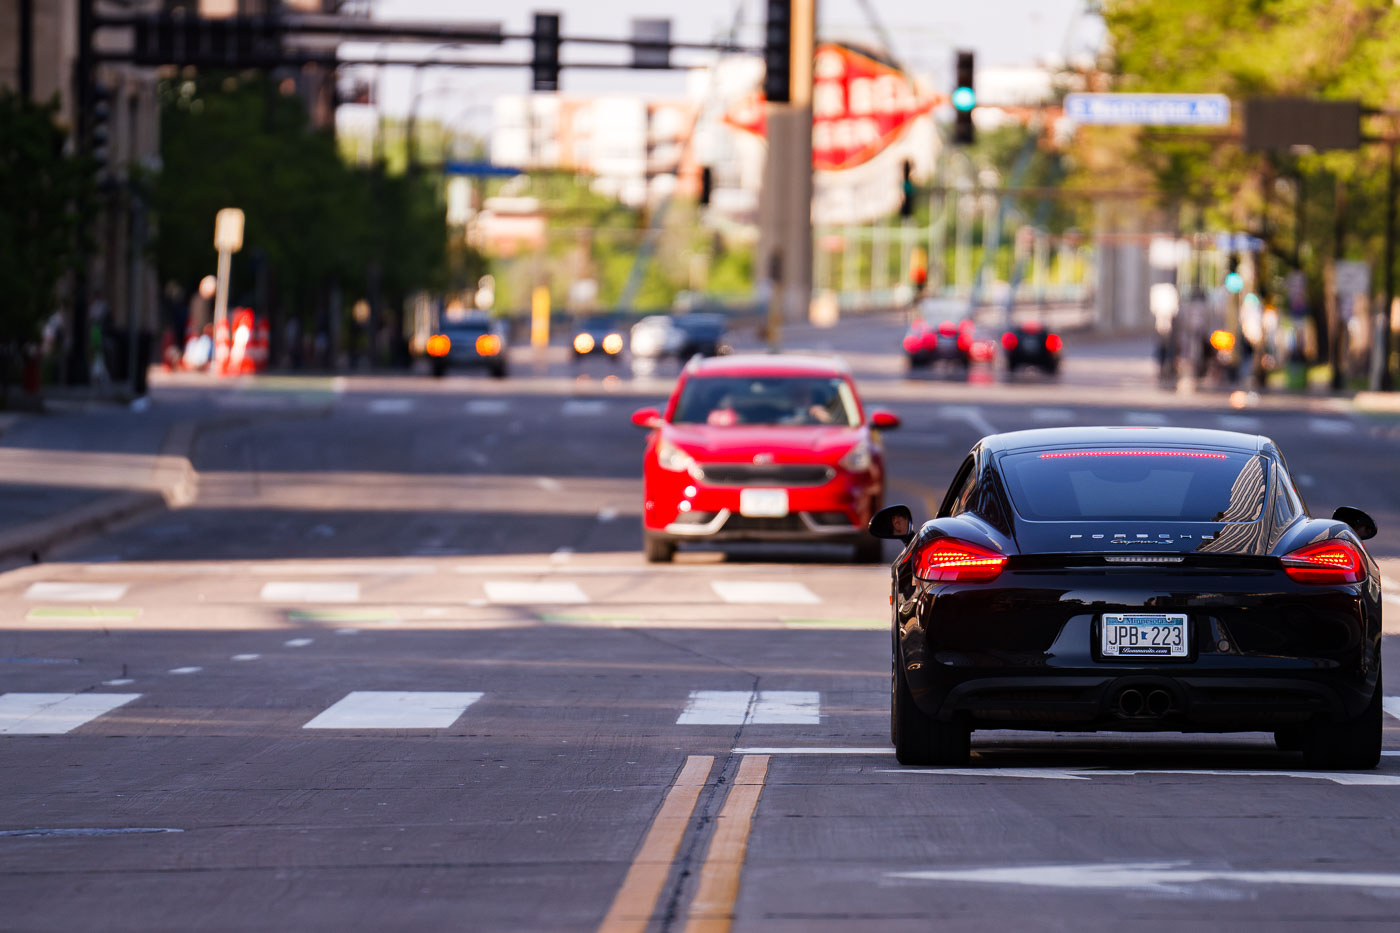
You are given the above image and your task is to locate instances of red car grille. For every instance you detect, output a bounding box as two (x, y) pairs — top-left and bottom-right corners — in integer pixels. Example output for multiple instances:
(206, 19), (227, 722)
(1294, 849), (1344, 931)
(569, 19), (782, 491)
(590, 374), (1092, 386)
(695, 464), (836, 487)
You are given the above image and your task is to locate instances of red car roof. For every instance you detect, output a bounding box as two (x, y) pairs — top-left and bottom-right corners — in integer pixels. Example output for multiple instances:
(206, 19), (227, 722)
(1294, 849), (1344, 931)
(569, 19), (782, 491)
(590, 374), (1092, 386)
(685, 353), (850, 378)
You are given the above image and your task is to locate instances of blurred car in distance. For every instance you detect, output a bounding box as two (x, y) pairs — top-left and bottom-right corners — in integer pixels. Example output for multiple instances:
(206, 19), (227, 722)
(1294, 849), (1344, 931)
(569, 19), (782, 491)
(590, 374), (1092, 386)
(903, 299), (976, 371)
(1001, 319), (1063, 375)
(426, 314), (508, 379)
(673, 313), (731, 360)
(630, 315), (685, 374)
(632, 354), (899, 563)
(572, 314), (626, 364)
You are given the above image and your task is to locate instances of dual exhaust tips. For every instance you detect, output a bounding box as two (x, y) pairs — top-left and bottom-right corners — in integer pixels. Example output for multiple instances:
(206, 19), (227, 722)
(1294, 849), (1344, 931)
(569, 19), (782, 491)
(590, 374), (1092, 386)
(1116, 687), (1172, 718)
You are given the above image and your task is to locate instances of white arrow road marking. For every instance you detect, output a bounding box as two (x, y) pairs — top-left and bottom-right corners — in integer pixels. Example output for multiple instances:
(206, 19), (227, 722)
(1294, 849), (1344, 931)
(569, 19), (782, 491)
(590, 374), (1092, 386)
(0, 693), (140, 734)
(24, 582), (128, 601)
(1384, 696), (1400, 720)
(880, 768), (1400, 786)
(678, 690), (820, 725)
(711, 581), (820, 604)
(890, 861), (1400, 892)
(303, 691), (484, 729)
(941, 405), (998, 437)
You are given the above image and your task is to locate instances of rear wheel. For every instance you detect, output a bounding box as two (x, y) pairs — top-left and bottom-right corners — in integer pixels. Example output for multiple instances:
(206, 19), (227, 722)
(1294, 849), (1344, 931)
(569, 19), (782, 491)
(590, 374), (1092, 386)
(644, 532), (675, 563)
(430, 361), (447, 378)
(1301, 672), (1382, 770)
(892, 651), (970, 766)
(490, 362), (508, 379)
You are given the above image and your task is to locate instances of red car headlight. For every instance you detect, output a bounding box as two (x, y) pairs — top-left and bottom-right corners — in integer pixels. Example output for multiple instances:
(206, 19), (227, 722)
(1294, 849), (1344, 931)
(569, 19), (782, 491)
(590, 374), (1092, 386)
(913, 538), (1006, 583)
(1281, 539), (1365, 584)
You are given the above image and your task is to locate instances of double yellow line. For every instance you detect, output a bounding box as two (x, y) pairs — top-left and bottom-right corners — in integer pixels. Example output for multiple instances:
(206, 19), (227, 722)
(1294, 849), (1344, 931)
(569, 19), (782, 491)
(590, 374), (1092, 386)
(598, 754), (771, 933)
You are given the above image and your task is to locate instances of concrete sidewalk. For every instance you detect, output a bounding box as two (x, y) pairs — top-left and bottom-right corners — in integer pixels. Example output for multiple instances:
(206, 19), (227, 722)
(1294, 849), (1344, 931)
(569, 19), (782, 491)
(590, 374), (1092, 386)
(0, 398), (201, 565)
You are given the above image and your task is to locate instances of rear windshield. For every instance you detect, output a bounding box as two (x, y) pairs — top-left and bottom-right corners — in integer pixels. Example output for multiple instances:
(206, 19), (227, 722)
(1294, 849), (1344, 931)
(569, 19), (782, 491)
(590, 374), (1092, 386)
(999, 449), (1268, 522)
(444, 322), (490, 338)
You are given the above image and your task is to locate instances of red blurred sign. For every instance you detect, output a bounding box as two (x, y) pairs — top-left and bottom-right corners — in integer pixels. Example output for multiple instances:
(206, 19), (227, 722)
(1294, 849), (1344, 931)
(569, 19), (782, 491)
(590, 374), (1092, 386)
(724, 44), (940, 172)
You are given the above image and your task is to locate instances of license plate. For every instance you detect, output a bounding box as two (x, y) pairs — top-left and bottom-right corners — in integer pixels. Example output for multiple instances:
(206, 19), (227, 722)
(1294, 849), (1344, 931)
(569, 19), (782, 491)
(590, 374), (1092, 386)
(1021, 336), (1040, 351)
(1101, 613), (1188, 658)
(739, 488), (789, 518)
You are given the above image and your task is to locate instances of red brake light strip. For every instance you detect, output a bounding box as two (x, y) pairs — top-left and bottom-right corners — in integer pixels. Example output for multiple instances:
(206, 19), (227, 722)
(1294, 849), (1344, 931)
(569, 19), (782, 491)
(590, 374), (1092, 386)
(1039, 450), (1227, 460)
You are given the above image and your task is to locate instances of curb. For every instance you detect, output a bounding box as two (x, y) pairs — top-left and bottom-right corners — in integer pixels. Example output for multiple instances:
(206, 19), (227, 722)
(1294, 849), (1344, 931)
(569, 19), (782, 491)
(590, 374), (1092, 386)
(1352, 391), (1400, 414)
(0, 414), (214, 564)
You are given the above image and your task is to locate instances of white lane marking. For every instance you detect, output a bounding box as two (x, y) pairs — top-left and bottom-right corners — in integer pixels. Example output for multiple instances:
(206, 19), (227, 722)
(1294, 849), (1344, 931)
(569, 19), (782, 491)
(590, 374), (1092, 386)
(941, 405), (997, 437)
(1309, 417), (1352, 435)
(467, 451), (490, 467)
(597, 507), (619, 523)
(303, 691), (484, 729)
(735, 746), (895, 755)
(24, 582), (128, 602)
(550, 547), (574, 563)
(1384, 696), (1400, 721)
(890, 862), (1400, 892)
(102, 679), (135, 687)
(677, 690), (820, 725)
(1030, 408), (1074, 424)
(231, 654), (261, 661)
(535, 477), (563, 493)
(711, 581), (820, 605)
(1124, 411), (1168, 426)
(466, 399), (509, 415)
(249, 563), (434, 577)
(1385, 751), (1400, 757)
(880, 768), (1400, 786)
(260, 582), (360, 603)
(1218, 415), (1261, 431)
(168, 667), (202, 675)
(483, 581), (588, 604)
(283, 638), (314, 648)
(0, 693), (141, 734)
(335, 628), (359, 636)
(562, 399), (607, 416)
(368, 398), (415, 415)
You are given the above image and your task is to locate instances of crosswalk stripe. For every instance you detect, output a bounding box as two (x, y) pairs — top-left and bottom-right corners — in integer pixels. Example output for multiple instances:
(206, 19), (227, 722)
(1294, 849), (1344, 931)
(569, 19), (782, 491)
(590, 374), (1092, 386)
(1031, 408), (1074, 424)
(23, 582), (128, 602)
(677, 690), (820, 725)
(0, 693), (140, 734)
(1384, 697), (1400, 721)
(1217, 415), (1261, 431)
(562, 399), (608, 416)
(260, 582), (360, 603)
(1308, 417), (1352, 436)
(711, 581), (820, 605)
(1124, 411), (1168, 426)
(483, 581), (589, 604)
(303, 691), (484, 729)
(465, 399), (509, 415)
(368, 398), (415, 414)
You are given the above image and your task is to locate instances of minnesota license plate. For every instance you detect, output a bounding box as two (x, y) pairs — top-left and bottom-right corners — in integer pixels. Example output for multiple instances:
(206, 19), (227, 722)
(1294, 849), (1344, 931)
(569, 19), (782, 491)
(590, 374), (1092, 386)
(739, 488), (789, 518)
(1101, 613), (1188, 658)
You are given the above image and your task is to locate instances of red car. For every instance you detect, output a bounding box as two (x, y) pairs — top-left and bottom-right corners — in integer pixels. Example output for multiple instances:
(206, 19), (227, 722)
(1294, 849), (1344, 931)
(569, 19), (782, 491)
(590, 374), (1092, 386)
(630, 354), (900, 563)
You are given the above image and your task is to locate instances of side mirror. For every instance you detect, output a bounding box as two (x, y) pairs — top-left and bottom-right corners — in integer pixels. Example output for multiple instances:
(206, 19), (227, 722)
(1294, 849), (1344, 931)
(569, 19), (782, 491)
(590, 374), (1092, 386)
(1333, 506), (1377, 541)
(869, 503), (915, 542)
(631, 407), (662, 429)
(869, 409), (900, 430)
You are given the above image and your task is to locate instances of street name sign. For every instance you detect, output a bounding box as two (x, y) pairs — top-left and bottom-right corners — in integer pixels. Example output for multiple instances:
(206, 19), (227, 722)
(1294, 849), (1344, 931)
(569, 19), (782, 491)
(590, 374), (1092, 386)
(1064, 93), (1231, 127)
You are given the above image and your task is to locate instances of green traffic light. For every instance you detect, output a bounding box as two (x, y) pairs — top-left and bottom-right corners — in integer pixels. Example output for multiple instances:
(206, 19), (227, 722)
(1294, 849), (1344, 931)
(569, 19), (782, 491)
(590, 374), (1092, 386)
(1225, 272), (1244, 294)
(952, 86), (976, 111)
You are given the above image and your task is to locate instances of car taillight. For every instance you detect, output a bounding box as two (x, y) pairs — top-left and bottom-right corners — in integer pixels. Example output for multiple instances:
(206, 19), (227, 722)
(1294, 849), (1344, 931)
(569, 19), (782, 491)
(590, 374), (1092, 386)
(914, 538), (1006, 583)
(903, 334), (920, 353)
(426, 334), (450, 357)
(939, 321), (958, 337)
(1001, 332), (1018, 351)
(956, 333), (971, 352)
(1045, 333), (1062, 353)
(1281, 540), (1365, 584)
(475, 334), (501, 356)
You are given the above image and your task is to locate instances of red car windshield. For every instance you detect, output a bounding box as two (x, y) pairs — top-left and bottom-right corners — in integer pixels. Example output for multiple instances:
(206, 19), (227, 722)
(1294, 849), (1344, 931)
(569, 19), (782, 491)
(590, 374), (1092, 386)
(672, 375), (859, 427)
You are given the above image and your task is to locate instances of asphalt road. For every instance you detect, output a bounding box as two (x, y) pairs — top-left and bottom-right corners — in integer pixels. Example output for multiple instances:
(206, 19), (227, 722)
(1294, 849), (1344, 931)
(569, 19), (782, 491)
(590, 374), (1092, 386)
(3, 322), (1400, 932)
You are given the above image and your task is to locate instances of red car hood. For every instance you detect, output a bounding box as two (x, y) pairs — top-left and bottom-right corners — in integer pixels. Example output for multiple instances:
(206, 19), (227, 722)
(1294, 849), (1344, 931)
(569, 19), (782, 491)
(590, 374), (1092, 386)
(663, 424), (864, 463)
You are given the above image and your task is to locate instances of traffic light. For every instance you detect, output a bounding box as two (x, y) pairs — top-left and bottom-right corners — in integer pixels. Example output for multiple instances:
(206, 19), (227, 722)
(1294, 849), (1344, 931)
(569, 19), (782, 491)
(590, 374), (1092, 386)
(763, 0), (791, 103)
(909, 246), (928, 289)
(699, 166), (713, 206)
(952, 50), (975, 145)
(131, 14), (283, 68)
(90, 83), (113, 187)
(899, 159), (915, 218)
(531, 12), (561, 92)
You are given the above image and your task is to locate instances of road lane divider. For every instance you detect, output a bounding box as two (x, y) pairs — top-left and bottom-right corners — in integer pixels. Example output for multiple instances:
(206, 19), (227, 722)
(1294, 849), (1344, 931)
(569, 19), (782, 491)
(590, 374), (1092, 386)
(681, 754), (769, 933)
(598, 755), (714, 933)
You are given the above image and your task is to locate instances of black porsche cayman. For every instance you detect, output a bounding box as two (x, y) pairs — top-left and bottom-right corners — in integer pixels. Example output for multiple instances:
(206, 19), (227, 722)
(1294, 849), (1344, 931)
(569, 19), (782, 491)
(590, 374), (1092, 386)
(869, 426), (1383, 769)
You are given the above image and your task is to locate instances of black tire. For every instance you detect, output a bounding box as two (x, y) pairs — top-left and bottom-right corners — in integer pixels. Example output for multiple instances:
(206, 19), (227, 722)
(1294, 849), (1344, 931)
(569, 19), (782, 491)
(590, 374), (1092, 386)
(853, 536), (884, 564)
(892, 651), (970, 766)
(491, 362), (508, 379)
(644, 532), (675, 563)
(1301, 672), (1382, 770)
(431, 361), (447, 378)
(1273, 727), (1304, 752)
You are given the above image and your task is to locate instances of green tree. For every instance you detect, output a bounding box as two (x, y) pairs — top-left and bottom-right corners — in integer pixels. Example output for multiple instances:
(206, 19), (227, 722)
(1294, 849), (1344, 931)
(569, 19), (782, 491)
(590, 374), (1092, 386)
(0, 91), (94, 403)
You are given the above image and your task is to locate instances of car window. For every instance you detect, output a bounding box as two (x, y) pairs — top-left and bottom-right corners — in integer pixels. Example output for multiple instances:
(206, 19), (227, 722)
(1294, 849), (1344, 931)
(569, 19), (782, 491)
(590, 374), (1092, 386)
(671, 375), (859, 427)
(939, 456), (976, 517)
(444, 322), (490, 339)
(999, 449), (1269, 522)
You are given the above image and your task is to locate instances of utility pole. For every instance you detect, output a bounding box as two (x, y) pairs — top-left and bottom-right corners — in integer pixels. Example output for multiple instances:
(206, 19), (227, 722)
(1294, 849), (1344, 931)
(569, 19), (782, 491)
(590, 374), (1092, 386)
(757, 0), (815, 350)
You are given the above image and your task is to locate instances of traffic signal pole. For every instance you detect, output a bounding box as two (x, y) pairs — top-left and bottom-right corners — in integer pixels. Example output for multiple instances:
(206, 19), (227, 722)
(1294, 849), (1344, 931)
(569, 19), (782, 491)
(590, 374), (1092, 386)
(758, 0), (815, 351)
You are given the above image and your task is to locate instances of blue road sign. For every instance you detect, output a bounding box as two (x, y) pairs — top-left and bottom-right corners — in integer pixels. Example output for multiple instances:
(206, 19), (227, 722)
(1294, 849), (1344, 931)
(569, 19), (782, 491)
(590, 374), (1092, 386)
(1215, 233), (1264, 253)
(1064, 93), (1231, 127)
(443, 161), (521, 177)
